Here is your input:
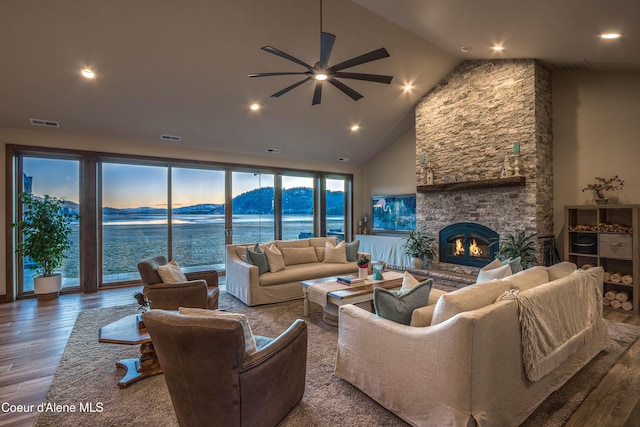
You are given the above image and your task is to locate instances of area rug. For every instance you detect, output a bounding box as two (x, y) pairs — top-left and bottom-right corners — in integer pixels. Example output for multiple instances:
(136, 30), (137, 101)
(35, 292), (640, 427)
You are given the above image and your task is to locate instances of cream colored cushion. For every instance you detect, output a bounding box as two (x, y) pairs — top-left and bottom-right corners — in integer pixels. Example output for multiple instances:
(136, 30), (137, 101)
(314, 247), (326, 262)
(281, 247), (318, 266)
(264, 244), (286, 273)
(430, 279), (512, 325)
(309, 236), (337, 247)
(504, 266), (549, 291)
(547, 261), (578, 281)
(477, 262), (512, 284)
(324, 241), (347, 263)
(178, 307), (257, 355)
(401, 271), (421, 290)
(275, 239), (310, 250)
(157, 259), (187, 283)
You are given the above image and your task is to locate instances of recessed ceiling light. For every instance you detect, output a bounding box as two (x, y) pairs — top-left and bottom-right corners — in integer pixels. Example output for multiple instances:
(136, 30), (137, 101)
(403, 84), (413, 92)
(250, 103), (260, 111)
(491, 45), (504, 52)
(600, 33), (622, 39)
(81, 68), (96, 79)
(350, 124), (360, 132)
(315, 73), (328, 81)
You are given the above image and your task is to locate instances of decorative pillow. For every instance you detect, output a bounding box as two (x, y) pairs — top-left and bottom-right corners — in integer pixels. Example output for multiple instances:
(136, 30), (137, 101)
(401, 271), (420, 290)
(345, 240), (360, 262)
(281, 247), (318, 265)
(547, 261), (578, 281)
(264, 244), (286, 273)
(246, 243), (269, 275)
(430, 279), (511, 325)
(373, 279), (433, 325)
(505, 266), (549, 291)
(157, 259), (187, 283)
(314, 247), (326, 262)
(323, 241), (347, 263)
(178, 307), (257, 355)
(503, 256), (523, 274)
(477, 260), (512, 284)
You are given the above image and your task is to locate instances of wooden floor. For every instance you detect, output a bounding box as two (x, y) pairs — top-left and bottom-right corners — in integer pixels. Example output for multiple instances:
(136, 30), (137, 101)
(1, 287), (640, 427)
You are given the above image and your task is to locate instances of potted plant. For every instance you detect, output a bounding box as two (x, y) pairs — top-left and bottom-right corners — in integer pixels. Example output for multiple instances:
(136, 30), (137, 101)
(13, 193), (77, 300)
(581, 175), (624, 204)
(402, 229), (436, 269)
(357, 255), (370, 278)
(493, 231), (538, 269)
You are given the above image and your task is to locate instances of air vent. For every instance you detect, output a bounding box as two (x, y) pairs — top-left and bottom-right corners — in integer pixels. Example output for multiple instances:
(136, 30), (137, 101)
(265, 148), (281, 154)
(337, 157), (350, 162)
(160, 134), (181, 142)
(30, 118), (60, 128)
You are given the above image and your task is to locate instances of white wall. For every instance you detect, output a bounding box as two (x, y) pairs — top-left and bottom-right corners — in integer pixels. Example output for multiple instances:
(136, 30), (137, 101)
(552, 71), (640, 238)
(360, 128), (416, 225)
(0, 126), (364, 298)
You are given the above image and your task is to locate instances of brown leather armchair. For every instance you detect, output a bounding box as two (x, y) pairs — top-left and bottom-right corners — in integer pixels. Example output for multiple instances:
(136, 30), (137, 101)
(142, 310), (307, 427)
(137, 256), (219, 310)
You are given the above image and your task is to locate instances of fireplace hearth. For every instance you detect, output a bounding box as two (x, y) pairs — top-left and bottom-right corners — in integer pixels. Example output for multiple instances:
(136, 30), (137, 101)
(439, 222), (498, 268)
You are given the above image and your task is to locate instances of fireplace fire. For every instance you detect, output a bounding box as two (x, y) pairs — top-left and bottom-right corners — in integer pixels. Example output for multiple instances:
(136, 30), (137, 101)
(439, 223), (498, 268)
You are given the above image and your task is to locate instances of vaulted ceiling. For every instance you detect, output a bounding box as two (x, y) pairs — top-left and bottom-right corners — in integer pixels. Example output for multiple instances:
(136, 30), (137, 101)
(1, 0), (637, 165)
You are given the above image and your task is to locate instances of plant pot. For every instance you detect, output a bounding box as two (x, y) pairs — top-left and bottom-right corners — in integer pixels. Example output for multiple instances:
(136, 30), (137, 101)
(34, 274), (62, 301)
(595, 198), (609, 205)
(412, 257), (425, 269)
(358, 267), (368, 279)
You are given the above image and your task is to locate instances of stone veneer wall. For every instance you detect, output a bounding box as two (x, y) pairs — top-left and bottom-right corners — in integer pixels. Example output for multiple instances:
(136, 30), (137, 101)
(415, 59), (553, 274)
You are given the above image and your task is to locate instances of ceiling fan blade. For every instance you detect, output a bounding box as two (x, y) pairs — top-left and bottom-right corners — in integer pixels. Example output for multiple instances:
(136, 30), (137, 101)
(328, 78), (363, 101)
(332, 72), (393, 84)
(261, 46), (315, 72)
(249, 72), (310, 78)
(328, 48), (390, 72)
(312, 81), (323, 105)
(271, 77), (312, 97)
(319, 32), (336, 69)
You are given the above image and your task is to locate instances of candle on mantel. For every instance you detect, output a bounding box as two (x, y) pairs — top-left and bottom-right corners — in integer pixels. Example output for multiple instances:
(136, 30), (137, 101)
(513, 142), (521, 154)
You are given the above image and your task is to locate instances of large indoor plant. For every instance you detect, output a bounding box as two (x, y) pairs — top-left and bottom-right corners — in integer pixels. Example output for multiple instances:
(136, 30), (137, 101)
(402, 229), (436, 269)
(493, 231), (538, 269)
(13, 193), (77, 300)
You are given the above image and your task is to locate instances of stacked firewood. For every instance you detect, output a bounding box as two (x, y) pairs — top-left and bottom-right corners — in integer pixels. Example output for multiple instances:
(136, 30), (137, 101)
(568, 223), (632, 233)
(603, 290), (633, 311)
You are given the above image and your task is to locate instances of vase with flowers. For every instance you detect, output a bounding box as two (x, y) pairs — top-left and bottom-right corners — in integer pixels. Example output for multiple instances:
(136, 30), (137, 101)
(581, 175), (624, 204)
(357, 255), (370, 278)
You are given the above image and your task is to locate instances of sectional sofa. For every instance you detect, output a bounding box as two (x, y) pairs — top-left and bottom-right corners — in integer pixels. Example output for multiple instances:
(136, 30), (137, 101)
(335, 262), (609, 426)
(226, 237), (368, 306)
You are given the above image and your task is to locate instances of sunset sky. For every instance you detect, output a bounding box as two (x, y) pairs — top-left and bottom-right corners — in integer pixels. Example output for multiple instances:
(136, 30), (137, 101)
(25, 157), (344, 209)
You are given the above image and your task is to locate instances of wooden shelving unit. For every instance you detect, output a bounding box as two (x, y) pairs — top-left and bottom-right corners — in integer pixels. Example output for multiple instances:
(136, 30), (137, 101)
(417, 176), (525, 193)
(565, 205), (640, 315)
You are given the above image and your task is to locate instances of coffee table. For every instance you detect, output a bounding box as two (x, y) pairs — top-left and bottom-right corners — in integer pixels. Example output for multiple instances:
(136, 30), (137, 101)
(98, 313), (162, 388)
(300, 270), (403, 326)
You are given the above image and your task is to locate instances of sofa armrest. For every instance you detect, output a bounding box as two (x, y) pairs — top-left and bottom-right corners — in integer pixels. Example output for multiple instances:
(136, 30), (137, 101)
(410, 288), (448, 327)
(185, 270), (219, 288)
(242, 319), (307, 370)
(226, 245), (260, 302)
(146, 280), (209, 310)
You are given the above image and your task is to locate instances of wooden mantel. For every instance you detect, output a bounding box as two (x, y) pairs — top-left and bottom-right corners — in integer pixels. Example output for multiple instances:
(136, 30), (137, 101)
(417, 176), (525, 193)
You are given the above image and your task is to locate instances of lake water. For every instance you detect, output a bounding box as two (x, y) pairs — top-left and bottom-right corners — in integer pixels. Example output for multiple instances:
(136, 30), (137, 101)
(24, 214), (344, 291)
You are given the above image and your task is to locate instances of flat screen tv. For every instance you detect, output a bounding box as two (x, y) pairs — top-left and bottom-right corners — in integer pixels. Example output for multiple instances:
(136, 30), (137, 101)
(371, 194), (416, 232)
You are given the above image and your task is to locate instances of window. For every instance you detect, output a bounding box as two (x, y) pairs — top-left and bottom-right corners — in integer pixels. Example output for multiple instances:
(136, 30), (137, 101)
(231, 172), (275, 243)
(325, 178), (346, 241)
(171, 167), (226, 270)
(281, 175), (315, 240)
(18, 156), (80, 294)
(101, 163), (168, 284)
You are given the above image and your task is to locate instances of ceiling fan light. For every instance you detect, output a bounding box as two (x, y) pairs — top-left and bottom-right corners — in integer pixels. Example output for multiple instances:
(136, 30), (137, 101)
(315, 73), (328, 81)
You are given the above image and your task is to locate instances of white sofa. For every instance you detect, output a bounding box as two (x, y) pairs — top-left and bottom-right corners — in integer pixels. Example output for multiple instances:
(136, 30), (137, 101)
(226, 237), (368, 306)
(335, 262), (609, 427)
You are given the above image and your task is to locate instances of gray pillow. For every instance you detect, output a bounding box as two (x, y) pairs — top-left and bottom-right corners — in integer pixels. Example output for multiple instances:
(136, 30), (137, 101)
(246, 243), (269, 275)
(373, 279), (433, 325)
(345, 239), (360, 262)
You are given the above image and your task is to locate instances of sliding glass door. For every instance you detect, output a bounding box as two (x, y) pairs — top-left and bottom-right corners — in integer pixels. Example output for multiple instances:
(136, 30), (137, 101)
(325, 178), (346, 241)
(231, 172), (275, 244)
(281, 175), (315, 240)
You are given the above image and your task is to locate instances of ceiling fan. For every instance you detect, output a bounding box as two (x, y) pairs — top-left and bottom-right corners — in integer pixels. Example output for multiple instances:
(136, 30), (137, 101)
(248, 0), (393, 105)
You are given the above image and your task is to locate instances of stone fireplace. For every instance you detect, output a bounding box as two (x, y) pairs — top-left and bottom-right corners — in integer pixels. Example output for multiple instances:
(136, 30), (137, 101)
(415, 59), (553, 275)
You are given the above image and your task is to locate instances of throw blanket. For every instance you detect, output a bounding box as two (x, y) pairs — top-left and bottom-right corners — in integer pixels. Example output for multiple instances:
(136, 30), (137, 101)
(505, 269), (603, 382)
